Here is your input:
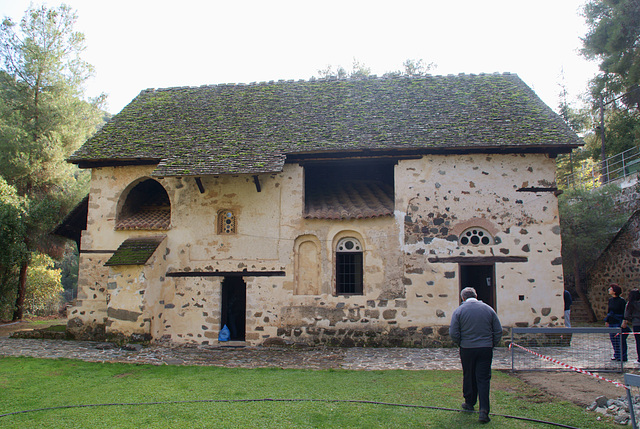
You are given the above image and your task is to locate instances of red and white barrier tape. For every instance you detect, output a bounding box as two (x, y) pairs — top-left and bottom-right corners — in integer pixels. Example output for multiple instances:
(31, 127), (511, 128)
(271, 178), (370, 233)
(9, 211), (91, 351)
(509, 342), (629, 390)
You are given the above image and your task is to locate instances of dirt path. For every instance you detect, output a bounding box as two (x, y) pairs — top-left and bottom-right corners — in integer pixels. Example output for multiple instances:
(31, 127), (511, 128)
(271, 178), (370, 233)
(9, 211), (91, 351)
(0, 318), (65, 338)
(511, 370), (631, 407)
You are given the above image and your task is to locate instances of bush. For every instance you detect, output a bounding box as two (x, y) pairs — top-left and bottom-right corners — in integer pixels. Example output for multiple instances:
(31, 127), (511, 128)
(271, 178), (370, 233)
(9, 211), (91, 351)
(24, 253), (63, 316)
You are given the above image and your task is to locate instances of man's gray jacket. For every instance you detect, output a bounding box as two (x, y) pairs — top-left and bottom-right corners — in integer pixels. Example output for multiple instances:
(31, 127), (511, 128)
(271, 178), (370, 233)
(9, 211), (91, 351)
(449, 298), (503, 348)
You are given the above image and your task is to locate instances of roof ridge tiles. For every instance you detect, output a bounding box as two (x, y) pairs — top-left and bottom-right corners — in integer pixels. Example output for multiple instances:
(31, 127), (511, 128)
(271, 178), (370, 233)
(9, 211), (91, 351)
(135, 72), (522, 94)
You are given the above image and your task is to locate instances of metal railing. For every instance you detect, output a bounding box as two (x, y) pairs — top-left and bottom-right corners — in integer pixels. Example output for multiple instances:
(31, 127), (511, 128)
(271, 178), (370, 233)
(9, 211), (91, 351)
(510, 327), (628, 372)
(562, 146), (640, 189)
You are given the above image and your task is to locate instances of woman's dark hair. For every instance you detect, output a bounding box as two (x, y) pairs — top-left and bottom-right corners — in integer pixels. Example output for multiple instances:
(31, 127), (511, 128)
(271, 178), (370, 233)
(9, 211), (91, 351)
(629, 289), (640, 303)
(610, 284), (622, 297)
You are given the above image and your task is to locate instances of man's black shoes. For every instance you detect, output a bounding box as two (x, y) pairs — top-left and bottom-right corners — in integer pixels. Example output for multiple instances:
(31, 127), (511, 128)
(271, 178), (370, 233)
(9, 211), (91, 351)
(461, 402), (474, 412)
(461, 403), (490, 423)
(478, 411), (491, 423)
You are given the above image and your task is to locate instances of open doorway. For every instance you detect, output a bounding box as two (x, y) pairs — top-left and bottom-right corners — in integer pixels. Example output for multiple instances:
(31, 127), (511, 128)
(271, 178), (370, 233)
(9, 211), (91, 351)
(221, 277), (246, 341)
(459, 264), (495, 310)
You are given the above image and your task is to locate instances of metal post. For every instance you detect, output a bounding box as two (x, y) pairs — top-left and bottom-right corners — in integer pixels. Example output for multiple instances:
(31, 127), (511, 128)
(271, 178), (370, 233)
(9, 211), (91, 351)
(628, 387), (637, 429)
(624, 374), (640, 429)
(620, 328), (625, 372)
(600, 94), (608, 184)
(511, 328), (514, 372)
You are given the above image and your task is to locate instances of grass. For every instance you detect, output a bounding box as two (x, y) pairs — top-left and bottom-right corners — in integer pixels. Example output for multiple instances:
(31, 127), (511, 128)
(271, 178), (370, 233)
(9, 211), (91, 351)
(0, 357), (614, 428)
(39, 324), (67, 332)
(16, 318), (65, 328)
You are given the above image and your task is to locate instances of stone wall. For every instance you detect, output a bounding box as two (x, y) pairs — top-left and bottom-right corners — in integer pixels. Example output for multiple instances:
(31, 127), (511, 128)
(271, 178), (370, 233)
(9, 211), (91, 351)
(588, 211), (640, 319)
(613, 177), (640, 214)
(583, 178), (640, 320)
(396, 154), (564, 328)
(69, 153), (566, 346)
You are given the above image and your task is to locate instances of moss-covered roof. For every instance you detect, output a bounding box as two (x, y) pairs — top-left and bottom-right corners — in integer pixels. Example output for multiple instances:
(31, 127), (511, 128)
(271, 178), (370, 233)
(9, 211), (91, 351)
(105, 236), (165, 266)
(70, 73), (583, 176)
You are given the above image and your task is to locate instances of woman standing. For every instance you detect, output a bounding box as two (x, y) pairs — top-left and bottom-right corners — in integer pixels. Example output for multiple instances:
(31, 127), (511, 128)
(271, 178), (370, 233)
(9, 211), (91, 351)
(605, 284), (628, 361)
(623, 289), (640, 364)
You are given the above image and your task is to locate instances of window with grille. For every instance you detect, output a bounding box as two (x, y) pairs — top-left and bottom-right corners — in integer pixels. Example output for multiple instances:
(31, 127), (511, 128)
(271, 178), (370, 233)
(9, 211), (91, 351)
(336, 238), (363, 295)
(217, 210), (236, 234)
(459, 227), (493, 246)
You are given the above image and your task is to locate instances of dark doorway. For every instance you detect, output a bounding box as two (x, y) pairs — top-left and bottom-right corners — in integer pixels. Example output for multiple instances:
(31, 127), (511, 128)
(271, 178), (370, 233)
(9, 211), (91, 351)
(459, 264), (495, 310)
(221, 277), (246, 341)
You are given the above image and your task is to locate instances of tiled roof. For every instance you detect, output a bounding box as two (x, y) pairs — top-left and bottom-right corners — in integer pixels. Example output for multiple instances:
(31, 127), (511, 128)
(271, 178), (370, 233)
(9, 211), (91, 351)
(305, 181), (394, 220)
(105, 236), (166, 266)
(115, 208), (170, 230)
(70, 73), (583, 176)
(52, 196), (89, 247)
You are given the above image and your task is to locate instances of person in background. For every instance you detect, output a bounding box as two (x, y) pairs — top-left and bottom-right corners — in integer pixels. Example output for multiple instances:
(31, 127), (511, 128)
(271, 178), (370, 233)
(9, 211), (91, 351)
(623, 289), (640, 364)
(564, 290), (572, 327)
(605, 284), (628, 362)
(449, 287), (503, 424)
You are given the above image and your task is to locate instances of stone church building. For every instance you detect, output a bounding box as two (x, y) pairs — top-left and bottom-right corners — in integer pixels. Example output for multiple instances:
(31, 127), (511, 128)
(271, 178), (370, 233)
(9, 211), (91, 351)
(60, 73), (582, 346)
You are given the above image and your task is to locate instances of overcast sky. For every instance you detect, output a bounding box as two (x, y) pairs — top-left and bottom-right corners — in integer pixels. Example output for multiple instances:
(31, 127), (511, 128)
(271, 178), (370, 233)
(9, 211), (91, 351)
(1, 0), (600, 115)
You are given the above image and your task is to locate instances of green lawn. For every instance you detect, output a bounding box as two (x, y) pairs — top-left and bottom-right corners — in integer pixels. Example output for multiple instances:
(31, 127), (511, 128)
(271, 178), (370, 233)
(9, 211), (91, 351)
(0, 357), (613, 428)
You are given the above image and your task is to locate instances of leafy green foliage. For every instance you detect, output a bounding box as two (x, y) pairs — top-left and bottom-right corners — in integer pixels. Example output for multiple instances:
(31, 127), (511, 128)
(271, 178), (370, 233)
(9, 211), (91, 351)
(0, 178), (27, 319)
(316, 58), (371, 79)
(579, 0), (640, 177)
(58, 244), (78, 301)
(24, 253), (62, 316)
(594, 109), (640, 159)
(582, 0), (640, 109)
(384, 58), (437, 77)
(0, 357), (615, 428)
(559, 185), (623, 268)
(559, 185), (628, 290)
(556, 85), (640, 188)
(0, 5), (104, 195)
(0, 4), (105, 318)
(316, 58), (437, 80)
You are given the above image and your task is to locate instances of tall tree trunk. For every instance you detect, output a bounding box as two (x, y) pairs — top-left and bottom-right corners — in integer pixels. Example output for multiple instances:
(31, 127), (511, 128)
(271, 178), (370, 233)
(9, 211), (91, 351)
(573, 253), (597, 322)
(12, 261), (28, 321)
(33, 77), (41, 143)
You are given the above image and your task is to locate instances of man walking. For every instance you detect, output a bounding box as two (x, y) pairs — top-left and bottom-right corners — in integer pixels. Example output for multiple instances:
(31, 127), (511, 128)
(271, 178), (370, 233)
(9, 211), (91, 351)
(449, 287), (503, 424)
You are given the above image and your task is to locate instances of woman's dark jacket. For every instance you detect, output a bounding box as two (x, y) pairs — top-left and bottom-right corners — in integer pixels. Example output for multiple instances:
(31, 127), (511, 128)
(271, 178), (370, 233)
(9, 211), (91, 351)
(625, 300), (640, 326)
(606, 296), (626, 325)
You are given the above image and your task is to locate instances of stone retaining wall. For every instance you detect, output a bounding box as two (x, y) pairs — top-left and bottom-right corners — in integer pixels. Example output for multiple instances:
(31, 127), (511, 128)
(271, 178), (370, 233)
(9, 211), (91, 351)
(587, 180), (640, 319)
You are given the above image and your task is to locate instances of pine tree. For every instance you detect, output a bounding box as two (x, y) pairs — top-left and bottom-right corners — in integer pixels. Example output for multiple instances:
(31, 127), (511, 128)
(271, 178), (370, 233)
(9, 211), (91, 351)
(0, 5), (105, 319)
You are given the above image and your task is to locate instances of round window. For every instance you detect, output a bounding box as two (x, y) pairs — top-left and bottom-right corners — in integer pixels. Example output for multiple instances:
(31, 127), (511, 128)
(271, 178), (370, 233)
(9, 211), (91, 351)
(337, 238), (362, 252)
(459, 228), (493, 246)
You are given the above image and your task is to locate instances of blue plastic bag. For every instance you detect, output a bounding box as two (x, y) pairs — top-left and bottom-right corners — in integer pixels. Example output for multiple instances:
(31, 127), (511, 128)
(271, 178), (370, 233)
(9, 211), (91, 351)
(218, 324), (230, 342)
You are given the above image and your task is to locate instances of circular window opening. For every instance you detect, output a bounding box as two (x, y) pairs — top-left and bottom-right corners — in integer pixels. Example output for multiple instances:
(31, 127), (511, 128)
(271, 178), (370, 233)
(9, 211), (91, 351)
(459, 227), (493, 246)
(218, 210), (236, 234)
(337, 238), (362, 252)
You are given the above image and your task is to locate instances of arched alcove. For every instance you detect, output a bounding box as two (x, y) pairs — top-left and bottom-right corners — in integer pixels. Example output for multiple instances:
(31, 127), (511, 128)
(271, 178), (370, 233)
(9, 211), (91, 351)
(294, 235), (321, 295)
(116, 179), (171, 230)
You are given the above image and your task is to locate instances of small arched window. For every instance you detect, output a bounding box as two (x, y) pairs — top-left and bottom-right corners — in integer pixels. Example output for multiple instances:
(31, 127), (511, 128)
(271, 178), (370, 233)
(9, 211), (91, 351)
(336, 237), (363, 295)
(217, 210), (236, 234)
(460, 227), (493, 246)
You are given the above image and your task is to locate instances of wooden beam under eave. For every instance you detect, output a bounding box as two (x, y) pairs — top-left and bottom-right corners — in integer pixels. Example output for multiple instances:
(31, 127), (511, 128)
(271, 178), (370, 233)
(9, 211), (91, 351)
(516, 187), (558, 193)
(195, 177), (205, 194)
(253, 175), (262, 192)
(428, 256), (528, 264)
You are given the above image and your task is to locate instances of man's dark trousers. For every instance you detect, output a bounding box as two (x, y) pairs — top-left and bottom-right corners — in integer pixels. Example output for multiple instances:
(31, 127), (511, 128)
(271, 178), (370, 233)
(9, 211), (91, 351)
(460, 347), (493, 413)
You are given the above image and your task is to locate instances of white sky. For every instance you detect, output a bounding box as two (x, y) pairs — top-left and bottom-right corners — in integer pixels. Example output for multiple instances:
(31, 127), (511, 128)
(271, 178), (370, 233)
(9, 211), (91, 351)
(1, 0), (600, 115)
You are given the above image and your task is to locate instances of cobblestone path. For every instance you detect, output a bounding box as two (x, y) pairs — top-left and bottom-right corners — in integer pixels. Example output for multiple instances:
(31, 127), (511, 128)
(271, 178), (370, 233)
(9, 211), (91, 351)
(0, 337), (514, 370)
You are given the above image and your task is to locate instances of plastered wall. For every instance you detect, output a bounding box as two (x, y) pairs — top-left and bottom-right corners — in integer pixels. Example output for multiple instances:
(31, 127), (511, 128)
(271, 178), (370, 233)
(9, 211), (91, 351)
(69, 153), (565, 346)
